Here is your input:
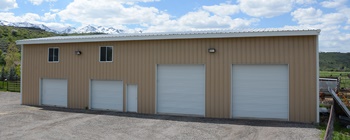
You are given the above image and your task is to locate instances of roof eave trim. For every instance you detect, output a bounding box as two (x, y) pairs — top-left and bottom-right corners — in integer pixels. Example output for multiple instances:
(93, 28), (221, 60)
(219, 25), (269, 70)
(16, 30), (320, 45)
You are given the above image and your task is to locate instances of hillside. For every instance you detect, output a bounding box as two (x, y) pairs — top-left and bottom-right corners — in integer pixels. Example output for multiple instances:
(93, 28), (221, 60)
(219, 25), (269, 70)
(0, 25), (106, 52)
(0, 20), (124, 34)
(0, 26), (57, 51)
(319, 52), (350, 72)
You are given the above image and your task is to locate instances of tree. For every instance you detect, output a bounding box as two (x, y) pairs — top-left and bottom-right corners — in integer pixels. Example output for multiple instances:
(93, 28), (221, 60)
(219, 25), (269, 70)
(0, 66), (5, 80)
(4, 43), (20, 79)
(0, 50), (5, 65)
(0, 38), (9, 52)
(11, 29), (18, 36)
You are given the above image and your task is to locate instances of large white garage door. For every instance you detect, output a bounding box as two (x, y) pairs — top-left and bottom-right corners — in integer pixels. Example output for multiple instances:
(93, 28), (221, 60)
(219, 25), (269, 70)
(232, 65), (289, 120)
(157, 65), (205, 116)
(91, 80), (123, 111)
(41, 79), (68, 107)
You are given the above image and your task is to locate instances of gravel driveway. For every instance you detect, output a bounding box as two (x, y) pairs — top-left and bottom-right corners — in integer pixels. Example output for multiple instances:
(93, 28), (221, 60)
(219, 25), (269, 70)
(0, 92), (320, 140)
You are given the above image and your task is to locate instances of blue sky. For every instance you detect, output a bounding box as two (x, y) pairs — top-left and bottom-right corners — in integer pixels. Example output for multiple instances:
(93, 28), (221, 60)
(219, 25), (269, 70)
(0, 0), (349, 52)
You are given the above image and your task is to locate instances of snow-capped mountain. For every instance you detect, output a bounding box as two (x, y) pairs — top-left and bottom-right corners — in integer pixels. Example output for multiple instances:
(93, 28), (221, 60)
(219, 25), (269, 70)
(61, 26), (76, 34)
(99, 26), (124, 34)
(36, 24), (57, 33)
(0, 20), (15, 26)
(0, 20), (58, 33)
(76, 25), (98, 33)
(0, 20), (124, 34)
(71, 25), (124, 34)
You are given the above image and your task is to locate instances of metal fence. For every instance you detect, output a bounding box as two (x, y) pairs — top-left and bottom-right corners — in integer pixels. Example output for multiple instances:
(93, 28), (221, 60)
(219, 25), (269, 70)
(0, 79), (20, 92)
(339, 77), (350, 90)
(320, 73), (350, 90)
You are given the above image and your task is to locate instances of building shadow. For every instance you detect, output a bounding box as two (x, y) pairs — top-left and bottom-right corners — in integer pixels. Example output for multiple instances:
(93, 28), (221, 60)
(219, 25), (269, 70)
(27, 105), (316, 128)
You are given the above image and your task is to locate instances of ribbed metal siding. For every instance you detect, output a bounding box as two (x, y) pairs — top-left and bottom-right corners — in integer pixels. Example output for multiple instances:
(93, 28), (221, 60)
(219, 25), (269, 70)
(22, 36), (317, 123)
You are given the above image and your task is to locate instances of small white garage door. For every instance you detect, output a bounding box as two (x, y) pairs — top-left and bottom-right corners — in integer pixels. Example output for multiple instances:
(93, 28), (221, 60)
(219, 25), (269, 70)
(232, 65), (289, 120)
(91, 80), (123, 111)
(127, 85), (138, 112)
(41, 79), (68, 107)
(157, 65), (205, 116)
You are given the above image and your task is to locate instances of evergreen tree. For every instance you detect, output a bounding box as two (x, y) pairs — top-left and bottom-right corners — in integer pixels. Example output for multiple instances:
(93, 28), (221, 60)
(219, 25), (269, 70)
(4, 43), (20, 78)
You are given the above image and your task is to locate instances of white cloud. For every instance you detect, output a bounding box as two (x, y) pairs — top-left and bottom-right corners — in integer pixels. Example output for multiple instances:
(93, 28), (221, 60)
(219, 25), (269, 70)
(178, 10), (257, 29)
(0, 12), (69, 31)
(58, 0), (170, 28)
(117, 0), (158, 3)
(289, 7), (350, 52)
(30, 0), (156, 6)
(319, 32), (350, 52)
(321, 0), (347, 8)
(0, 0), (18, 11)
(292, 7), (347, 25)
(294, 0), (317, 4)
(41, 12), (56, 21)
(0, 12), (40, 22)
(118, 0), (159, 5)
(202, 3), (240, 16)
(56, 0), (260, 32)
(344, 26), (350, 30)
(28, 0), (43, 5)
(291, 7), (322, 24)
(43, 22), (71, 31)
(50, 8), (60, 12)
(238, 0), (293, 18)
(28, 0), (57, 5)
(321, 13), (347, 25)
(145, 10), (259, 32)
(339, 7), (350, 24)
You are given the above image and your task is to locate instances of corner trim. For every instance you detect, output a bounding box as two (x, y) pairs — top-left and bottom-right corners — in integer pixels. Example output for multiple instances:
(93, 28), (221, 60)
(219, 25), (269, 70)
(316, 35), (320, 123)
(20, 45), (23, 105)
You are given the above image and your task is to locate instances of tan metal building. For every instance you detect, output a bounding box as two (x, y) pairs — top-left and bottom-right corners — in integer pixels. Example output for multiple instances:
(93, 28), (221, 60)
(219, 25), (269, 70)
(17, 29), (320, 123)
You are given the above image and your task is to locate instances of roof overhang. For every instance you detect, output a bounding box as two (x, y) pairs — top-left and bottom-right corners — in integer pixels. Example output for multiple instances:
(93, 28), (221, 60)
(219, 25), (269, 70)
(16, 29), (321, 45)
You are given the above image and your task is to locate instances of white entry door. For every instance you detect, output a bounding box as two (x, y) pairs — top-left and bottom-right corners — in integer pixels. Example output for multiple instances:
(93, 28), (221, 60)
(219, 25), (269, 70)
(91, 80), (123, 111)
(127, 85), (138, 112)
(232, 65), (289, 120)
(157, 65), (205, 116)
(41, 79), (68, 107)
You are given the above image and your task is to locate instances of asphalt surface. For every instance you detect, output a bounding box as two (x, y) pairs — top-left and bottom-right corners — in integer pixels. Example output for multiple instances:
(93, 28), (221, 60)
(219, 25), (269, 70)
(0, 92), (320, 140)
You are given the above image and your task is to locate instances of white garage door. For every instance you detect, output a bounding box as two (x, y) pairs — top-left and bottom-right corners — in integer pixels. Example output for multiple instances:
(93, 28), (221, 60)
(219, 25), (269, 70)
(232, 65), (289, 120)
(157, 65), (205, 116)
(91, 80), (123, 111)
(41, 79), (68, 107)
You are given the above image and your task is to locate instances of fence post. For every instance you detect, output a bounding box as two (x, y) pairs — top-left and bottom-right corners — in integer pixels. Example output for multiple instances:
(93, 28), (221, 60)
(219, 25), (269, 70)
(337, 76), (341, 92)
(324, 105), (335, 140)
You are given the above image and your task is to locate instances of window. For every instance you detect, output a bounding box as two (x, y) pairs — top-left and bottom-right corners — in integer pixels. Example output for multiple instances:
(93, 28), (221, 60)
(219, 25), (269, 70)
(100, 46), (113, 62)
(48, 48), (59, 62)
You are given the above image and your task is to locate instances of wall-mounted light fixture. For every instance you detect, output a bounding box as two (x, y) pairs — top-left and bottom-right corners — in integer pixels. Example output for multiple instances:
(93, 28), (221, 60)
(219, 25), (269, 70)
(208, 48), (216, 53)
(75, 50), (82, 55)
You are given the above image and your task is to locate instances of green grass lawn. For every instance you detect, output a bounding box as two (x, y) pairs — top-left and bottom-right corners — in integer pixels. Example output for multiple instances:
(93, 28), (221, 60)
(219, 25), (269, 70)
(320, 71), (350, 77)
(319, 121), (350, 140)
(320, 71), (350, 89)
